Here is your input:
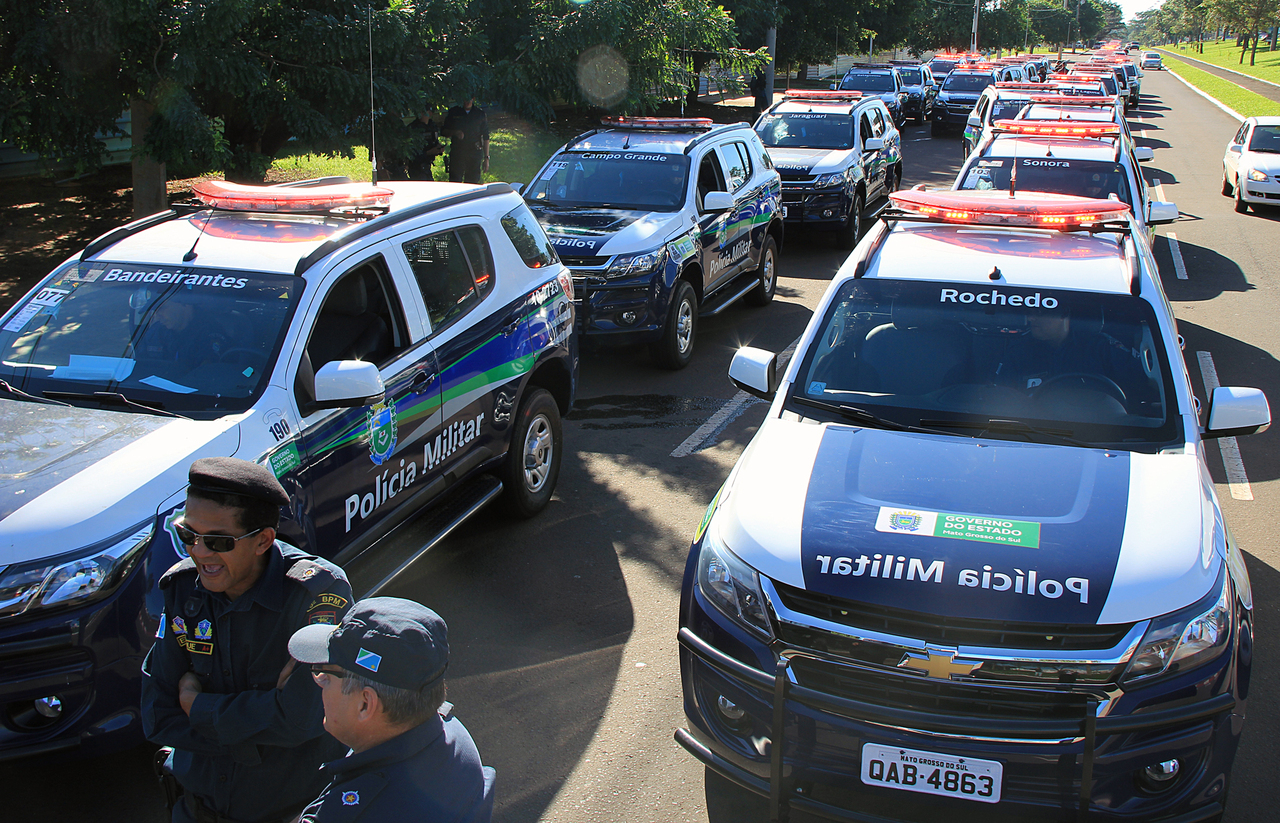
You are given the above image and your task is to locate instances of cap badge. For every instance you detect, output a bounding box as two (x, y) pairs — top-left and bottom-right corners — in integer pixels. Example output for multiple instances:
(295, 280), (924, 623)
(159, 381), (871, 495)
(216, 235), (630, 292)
(355, 648), (382, 672)
(341, 791), (360, 806)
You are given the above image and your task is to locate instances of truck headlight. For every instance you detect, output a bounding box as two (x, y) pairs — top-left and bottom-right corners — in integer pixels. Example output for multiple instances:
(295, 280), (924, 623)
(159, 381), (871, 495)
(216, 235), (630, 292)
(1123, 567), (1232, 683)
(812, 172), (845, 189)
(697, 527), (773, 640)
(606, 247), (667, 279)
(0, 524), (154, 619)
(1246, 168), (1269, 182)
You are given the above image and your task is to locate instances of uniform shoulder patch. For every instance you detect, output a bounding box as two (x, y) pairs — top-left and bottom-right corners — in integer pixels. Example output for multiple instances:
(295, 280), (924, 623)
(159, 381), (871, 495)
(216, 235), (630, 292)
(285, 558), (342, 593)
(159, 558), (197, 590)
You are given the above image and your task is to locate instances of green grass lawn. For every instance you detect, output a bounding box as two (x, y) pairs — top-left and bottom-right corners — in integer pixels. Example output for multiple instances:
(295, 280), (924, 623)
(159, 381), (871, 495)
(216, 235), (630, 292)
(267, 120), (565, 187)
(1161, 40), (1280, 85)
(1161, 53), (1280, 117)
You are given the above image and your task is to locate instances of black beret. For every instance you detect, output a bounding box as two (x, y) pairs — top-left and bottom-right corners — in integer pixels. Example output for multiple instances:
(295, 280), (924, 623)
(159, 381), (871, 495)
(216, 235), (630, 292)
(188, 457), (289, 507)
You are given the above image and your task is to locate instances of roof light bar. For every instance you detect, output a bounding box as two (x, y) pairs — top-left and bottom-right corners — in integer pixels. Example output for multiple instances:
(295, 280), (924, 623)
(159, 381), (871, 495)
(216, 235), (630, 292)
(992, 119), (1120, 137)
(1028, 95), (1117, 107)
(600, 116), (714, 130)
(782, 89), (862, 100)
(191, 180), (394, 212)
(995, 83), (1049, 91)
(889, 189), (1130, 229)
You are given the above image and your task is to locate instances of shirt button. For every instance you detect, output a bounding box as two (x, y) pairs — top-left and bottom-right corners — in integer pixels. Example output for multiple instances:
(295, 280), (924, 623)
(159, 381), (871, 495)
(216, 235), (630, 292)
(223, 669), (231, 676)
(219, 775), (227, 783)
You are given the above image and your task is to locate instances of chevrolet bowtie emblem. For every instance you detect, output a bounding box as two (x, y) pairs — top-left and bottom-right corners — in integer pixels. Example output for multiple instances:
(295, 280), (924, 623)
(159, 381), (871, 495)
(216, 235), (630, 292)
(897, 647), (982, 680)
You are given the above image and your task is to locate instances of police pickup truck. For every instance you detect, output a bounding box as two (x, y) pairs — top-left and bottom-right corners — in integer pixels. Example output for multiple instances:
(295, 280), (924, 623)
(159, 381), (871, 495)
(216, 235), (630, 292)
(755, 90), (903, 250)
(678, 189), (1266, 823)
(523, 117), (783, 369)
(0, 179), (575, 760)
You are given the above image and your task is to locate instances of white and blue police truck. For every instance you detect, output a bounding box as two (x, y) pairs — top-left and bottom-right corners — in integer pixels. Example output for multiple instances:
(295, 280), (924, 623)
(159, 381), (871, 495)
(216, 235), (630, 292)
(523, 116), (783, 369)
(678, 189), (1267, 823)
(0, 179), (575, 759)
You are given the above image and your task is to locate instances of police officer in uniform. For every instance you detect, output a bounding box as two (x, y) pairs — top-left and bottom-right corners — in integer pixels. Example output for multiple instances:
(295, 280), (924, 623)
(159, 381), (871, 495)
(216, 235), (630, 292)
(142, 457), (353, 823)
(288, 597), (495, 823)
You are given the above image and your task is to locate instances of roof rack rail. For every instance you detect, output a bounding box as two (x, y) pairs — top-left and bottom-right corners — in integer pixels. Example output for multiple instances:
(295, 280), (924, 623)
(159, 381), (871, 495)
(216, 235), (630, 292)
(294, 182), (513, 276)
(80, 205), (204, 261)
(683, 122), (752, 155)
(844, 62), (895, 70)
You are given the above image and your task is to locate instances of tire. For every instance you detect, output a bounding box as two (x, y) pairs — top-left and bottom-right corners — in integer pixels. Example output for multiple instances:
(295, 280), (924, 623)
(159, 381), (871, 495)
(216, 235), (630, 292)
(887, 165), (900, 195)
(1235, 177), (1250, 213)
(499, 387), (562, 518)
(744, 236), (777, 307)
(651, 279), (697, 370)
(1222, 169), (1233, 197)
(837, 193), (864, 251)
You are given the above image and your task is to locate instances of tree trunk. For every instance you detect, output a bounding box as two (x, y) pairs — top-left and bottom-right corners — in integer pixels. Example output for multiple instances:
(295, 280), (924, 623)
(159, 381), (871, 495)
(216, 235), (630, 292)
(795, 64), (808, 84)
(1251, 33), (1259, 66)
(130, 99), (168, 220)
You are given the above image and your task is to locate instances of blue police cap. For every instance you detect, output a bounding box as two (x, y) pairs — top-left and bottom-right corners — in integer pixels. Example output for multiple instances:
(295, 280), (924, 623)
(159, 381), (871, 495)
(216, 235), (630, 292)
(289, 597), (448, 691)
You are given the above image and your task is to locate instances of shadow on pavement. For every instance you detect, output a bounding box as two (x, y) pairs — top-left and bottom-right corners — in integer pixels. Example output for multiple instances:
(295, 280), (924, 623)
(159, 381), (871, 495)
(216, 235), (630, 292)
(1156, 236), (1253, 301)
(9, 742), (168, 823)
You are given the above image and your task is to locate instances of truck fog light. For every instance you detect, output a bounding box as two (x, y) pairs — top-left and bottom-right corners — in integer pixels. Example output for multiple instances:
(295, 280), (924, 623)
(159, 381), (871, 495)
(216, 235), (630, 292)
(619, 310), (638, 325)
(822, 209), (834, 218)
(34, 696), (62, 718)
(717, 695), (746, 721)
(1138, 759), (1180, 791)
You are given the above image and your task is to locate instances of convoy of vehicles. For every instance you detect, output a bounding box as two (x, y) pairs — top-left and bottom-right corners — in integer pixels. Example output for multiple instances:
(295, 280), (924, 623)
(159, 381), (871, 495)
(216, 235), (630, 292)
(2, 38), (1269, 823)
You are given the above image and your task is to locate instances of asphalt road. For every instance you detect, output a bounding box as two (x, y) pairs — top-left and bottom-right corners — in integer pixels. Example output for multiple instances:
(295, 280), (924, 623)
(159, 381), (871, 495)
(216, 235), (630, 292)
(11, 70), (1280, 823)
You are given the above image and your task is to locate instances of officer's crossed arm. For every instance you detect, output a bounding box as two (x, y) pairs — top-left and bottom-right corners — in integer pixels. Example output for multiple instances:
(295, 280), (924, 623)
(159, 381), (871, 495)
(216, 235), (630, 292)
(184, 566), (353, 750)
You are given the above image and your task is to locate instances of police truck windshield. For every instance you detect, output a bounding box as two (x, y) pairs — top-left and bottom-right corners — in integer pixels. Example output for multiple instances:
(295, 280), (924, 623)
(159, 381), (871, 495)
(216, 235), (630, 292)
(896, 68), (924, 85)
(0, 264), (300, 415)
(756, 113), (854, 150)
(943, 73), (994, 92)
(958, 157), (1132, 209)
(524, 151), (692, 211)
(792, 278), (1178, 449)
(841, 72), (896, 92)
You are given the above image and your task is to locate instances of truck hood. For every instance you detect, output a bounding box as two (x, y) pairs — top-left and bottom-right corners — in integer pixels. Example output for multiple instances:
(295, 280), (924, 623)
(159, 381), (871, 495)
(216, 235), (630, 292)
(0, 398), (241, 565)
(716, 420), (1219, 625)
(531, 206), (685, 258)
(771, 148), (856, 177)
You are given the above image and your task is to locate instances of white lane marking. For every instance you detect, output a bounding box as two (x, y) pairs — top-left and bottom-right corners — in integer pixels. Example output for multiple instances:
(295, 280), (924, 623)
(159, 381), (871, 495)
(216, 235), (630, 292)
(1166, 231), (1189, 279)
(1197, 351), (1254, 501)
(671, 337), (801, 458)
(1151, 178), (1167, 203)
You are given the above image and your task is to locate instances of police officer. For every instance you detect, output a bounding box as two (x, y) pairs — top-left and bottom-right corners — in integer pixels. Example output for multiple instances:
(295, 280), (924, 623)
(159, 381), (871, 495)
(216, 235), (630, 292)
(142, 457), (353, 823)
(288, 597), (495, 823)
(442, 97), (490, 184)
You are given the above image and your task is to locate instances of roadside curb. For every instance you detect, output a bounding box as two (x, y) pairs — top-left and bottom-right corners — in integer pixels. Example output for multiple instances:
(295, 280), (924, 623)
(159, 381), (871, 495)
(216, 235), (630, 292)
(1156, 48), (1280, 90)
(1164, 66), (1245, 123)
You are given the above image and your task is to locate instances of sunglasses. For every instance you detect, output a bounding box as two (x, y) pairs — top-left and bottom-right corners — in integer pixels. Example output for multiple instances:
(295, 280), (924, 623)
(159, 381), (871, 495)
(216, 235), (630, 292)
(174, 522), (264, 553)
(311, 665), (349, 684)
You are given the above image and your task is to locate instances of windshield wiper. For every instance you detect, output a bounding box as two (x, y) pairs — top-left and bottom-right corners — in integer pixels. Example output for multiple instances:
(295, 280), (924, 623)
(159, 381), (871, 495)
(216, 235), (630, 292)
(920, 417), (1090, 447)
(792, 396), (948, 434)
(0, 379), (73, 407)
(42, 390), (189, 419)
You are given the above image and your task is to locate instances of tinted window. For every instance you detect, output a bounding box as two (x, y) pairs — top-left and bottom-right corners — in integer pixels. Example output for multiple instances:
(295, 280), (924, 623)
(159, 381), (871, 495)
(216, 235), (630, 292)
(0, 262), (299, 415)
(841, 72), (896, 92)
(502, 204), (559, 268)
(896, 68), (923, 85)
(943, 74), (993, 92)
(524, 151), (691, 211)
(928, 59), (958, 76)
(402, 227), (493, 333)
(722, 143), (748, 189)
(757, 113), (854, 150)
(1247, 125), (1280, 152)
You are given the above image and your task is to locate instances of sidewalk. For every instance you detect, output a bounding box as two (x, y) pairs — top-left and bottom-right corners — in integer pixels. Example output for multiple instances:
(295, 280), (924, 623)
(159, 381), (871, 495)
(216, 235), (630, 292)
(1157, 48), (1280, 104)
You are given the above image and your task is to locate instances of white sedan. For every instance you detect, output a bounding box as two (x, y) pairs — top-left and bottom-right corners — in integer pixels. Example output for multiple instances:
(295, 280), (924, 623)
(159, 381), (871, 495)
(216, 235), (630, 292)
(1140, 52), (1162, 69)
(1222, 116), (1280, 213)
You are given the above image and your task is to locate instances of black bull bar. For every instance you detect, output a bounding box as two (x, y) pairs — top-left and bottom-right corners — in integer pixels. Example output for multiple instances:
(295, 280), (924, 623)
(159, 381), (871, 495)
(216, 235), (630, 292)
(675, 627), (1233, 823)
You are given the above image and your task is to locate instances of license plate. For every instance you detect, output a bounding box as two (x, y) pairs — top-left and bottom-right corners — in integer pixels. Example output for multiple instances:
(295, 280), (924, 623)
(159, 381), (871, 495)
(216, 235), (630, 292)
(860, 743), (1002, 804)
(781, 205), (789, 218)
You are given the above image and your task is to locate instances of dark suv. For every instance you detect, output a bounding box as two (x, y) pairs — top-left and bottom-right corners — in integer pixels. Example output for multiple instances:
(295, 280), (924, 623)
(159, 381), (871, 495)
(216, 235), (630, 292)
(891, 62), (938, 124)
(524, 118), (783, 369)
(837, 64), (909, 127)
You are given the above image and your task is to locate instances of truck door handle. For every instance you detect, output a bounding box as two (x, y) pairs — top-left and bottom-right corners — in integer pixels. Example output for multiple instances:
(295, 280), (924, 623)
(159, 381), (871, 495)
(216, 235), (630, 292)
(501, 318), (520, 336)
(412, 371), (436, 392)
